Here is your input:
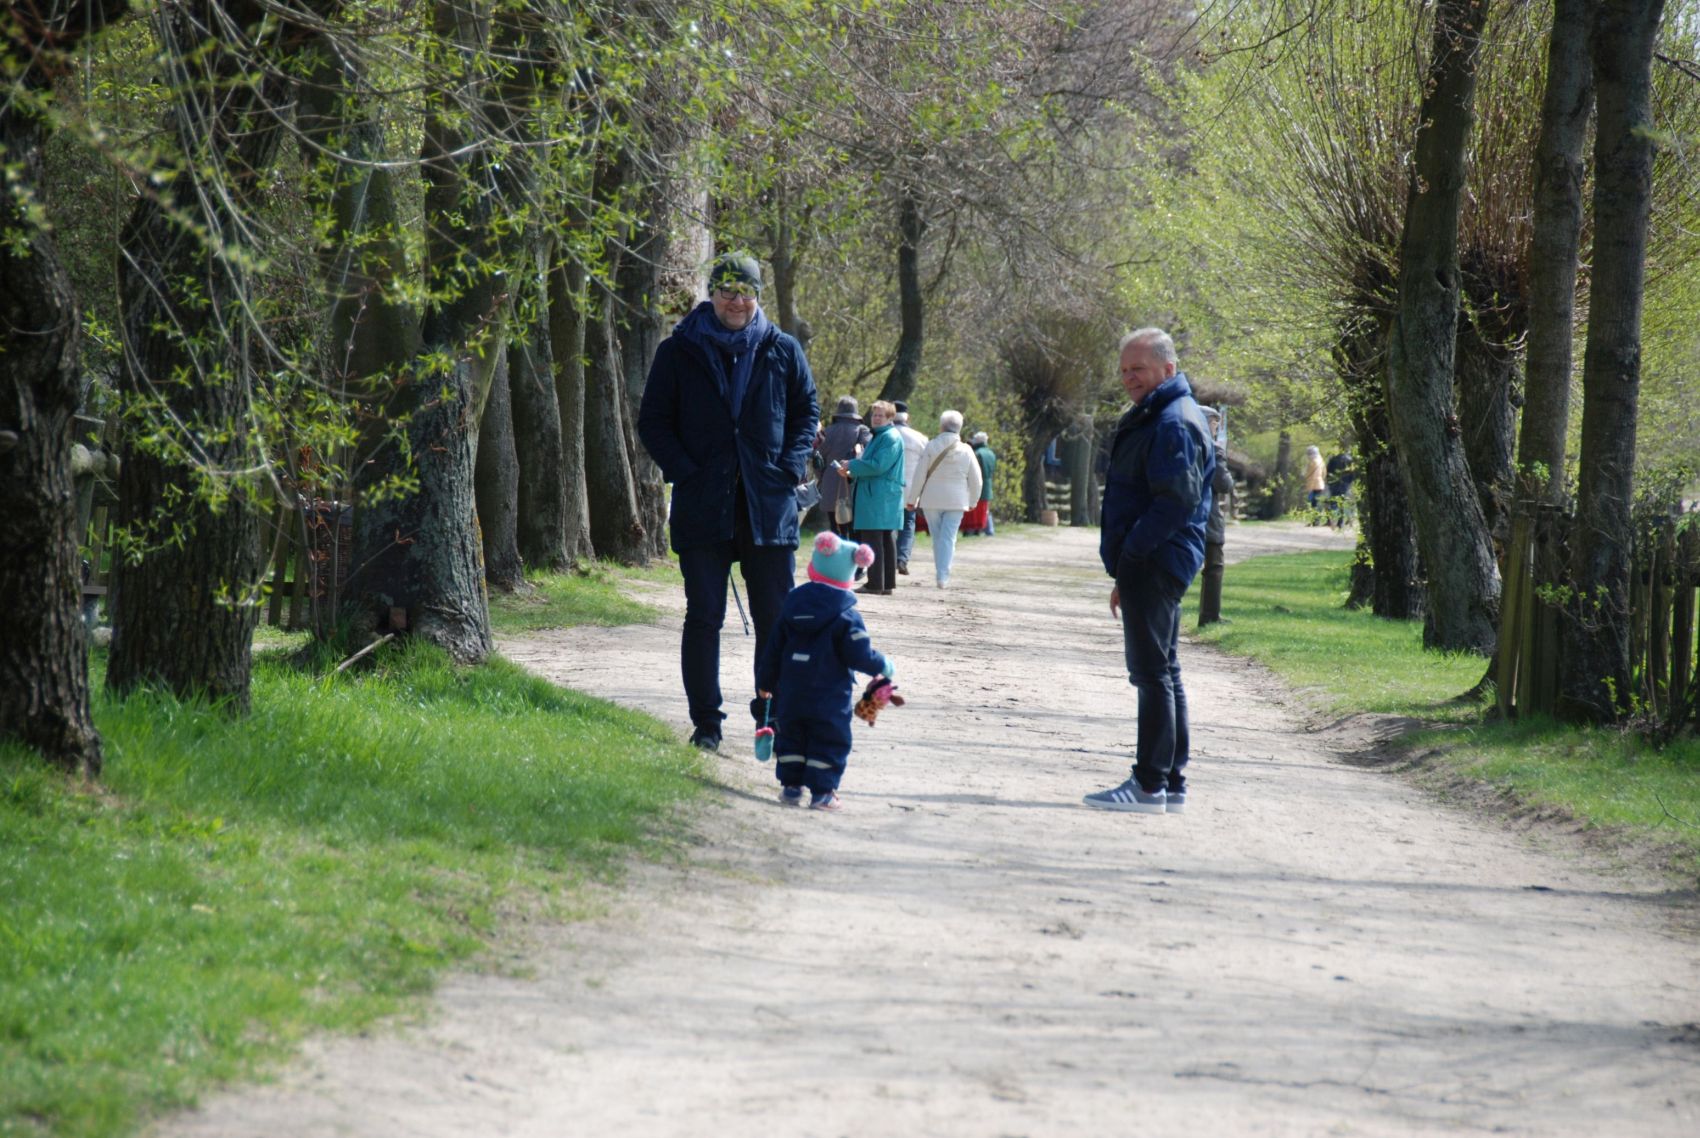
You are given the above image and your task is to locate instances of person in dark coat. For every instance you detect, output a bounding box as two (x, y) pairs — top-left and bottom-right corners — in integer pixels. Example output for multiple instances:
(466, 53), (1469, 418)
(756, 532), (894, 811)
(637, 251), (820, 751)
(816, 395), (870, 537)
(1085, 327), (1215, 816)
(1197, 406), (1234, 628)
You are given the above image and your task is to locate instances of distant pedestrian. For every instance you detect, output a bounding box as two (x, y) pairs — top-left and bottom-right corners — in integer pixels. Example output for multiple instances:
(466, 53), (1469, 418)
(636, 251), (820, 752)
(909, 410), (982, 588)
(1325, 449), (1357, 528)
(756, 532), (895, 812)
(840, 399), (905, 596)
(1301, 445), (1327, 520)
(964, 431), (997, 535)
(891, 401), (929, 576)
(1085, 327), (1214, 816)
(816, 396), (870, 537)
(1197, 407), (1233, 628)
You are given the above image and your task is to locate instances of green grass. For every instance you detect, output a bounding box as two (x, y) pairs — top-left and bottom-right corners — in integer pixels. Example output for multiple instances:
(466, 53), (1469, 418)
(1198, 549), (1700, 876)
(1, 639), (706, 1137)
(488, 562), (670, 634)
(1190, 550), (1486, 717)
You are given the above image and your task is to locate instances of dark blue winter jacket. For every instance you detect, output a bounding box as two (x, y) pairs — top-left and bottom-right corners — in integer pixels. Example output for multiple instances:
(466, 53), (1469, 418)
(756, 582), (888, 724)
(637, 303), (820, 553)
(1099, 373), (1215, 588)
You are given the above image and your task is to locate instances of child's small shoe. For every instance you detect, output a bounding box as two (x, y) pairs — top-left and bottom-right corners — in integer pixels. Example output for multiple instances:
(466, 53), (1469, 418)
(778, 786), (804, 807)
(809, 791), (843, 812)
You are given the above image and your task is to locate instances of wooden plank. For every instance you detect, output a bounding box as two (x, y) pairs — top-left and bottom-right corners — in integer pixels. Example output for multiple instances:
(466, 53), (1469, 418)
(1497, 516), (1530, 718)
(266, 503), (293, 628)
(1649, 524), (1673, 715)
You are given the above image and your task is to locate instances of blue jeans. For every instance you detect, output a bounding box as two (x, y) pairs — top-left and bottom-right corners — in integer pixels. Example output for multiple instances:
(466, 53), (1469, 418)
(929, 508), (965, 585)
(896, 507), (917, 566)
(1115, 556), (1190, 794)
(678, 534), (795, 738)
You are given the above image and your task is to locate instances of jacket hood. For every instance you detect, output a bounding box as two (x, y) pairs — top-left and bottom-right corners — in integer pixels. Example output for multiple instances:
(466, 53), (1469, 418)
(782, 581), (859, 628)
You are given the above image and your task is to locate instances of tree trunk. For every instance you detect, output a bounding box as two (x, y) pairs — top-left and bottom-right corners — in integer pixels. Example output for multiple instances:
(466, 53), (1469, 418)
(1559, 0), (1666, 722)
(511, 254), (570, 572)
(0, 0), (124, 774)
(617, 193), (671, 562)
(583, 279), (649, 563)
(877, 184), (926, 406)
(767, 183), (813, 351)
(1021, 432), (1052, 522)
(1268, 430), (1293, 519)
(108, 1), (287, 710)
(1336, 314), (1424, 620)
(1518, 0), (1595, 500)
(1454, 309), (1518, 545)
(548, 255), (596, 566)
(341, 0), (523, 663)
(476, 350), (525, 592)
(1383, 0), (1499, 654)
(1068, 415), (1095, 526)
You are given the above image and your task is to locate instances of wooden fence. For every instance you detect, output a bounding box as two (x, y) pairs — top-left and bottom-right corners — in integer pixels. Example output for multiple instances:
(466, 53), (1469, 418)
(1497, 504), (1700, 727)
(82, 493), (350, 633)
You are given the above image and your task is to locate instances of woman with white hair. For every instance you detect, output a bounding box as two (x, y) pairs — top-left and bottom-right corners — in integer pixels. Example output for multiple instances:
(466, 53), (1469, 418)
(907, 410), (983, 588)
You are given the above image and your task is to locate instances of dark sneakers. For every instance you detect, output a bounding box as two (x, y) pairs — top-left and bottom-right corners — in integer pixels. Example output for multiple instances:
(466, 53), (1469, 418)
(689, 728), (721, 752)
(1083, 779), (1166, 814)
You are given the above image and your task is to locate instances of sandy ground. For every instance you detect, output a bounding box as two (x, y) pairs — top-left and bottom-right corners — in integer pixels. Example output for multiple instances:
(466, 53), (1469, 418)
(154, 522), (1700, 1138)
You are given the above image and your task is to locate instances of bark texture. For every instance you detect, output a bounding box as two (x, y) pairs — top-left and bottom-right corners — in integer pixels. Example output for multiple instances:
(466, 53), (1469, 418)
(476, 351), (525, 591)
(877, 184), (926, 407)
(1559, 0), (1666, 721)
(0, 0), (125, 774)
(1517, 0), (1596, 498)
(107, 0), (285, 711)
(548, 256), (596, 566)
(1383, 0), (1500, 653)
(511, 258), (570, 571)
(1336, 314), (1423, 620)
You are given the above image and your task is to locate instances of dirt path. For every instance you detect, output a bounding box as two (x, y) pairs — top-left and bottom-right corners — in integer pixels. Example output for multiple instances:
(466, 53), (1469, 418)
(157, 523), (1700, 1137)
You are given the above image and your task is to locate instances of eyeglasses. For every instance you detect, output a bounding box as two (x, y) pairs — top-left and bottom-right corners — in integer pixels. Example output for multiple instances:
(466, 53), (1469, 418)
(714, 282), (758, 300)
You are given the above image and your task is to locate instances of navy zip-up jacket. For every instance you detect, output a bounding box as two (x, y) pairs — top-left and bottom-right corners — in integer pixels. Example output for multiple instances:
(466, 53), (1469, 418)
(1099, 373), (1215, 587)
(755, 582), (888, 723)
(637, 310), (820, 553)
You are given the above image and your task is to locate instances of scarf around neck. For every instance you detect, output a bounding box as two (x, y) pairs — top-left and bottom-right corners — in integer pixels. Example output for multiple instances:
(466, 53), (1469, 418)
(675, 301), (771, 420)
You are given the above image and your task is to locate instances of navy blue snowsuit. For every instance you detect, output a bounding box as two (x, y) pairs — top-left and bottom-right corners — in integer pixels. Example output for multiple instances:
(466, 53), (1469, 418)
(755, 582), (889, 794)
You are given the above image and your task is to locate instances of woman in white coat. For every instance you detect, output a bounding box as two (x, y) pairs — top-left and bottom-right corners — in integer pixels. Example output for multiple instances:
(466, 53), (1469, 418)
(908, 410), (984, 588)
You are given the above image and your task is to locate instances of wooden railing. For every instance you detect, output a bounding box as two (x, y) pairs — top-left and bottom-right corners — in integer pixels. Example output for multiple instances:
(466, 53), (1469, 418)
(1498, 503), (1700, 728)
(81, 491), (350, 633)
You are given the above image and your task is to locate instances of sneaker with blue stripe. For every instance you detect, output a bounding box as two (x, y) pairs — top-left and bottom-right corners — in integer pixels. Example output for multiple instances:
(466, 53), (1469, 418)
(1083, 778), (1166, 814)
(1165, 785), (1186, 814)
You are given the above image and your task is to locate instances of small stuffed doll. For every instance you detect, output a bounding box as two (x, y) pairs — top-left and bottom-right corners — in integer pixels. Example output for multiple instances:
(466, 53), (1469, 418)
(854, 674), (906, 726)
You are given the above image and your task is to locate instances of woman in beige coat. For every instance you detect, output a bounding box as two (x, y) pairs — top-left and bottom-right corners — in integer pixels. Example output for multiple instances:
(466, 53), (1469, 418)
(1301, 445), (1327, 518)
(908, 410), (984, 588)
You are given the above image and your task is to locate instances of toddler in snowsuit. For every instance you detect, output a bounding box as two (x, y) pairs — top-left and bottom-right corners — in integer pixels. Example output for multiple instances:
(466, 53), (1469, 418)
(756, 531), (894, 811)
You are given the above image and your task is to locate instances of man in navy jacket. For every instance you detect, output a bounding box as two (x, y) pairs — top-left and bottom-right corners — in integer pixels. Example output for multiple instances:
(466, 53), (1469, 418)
(1085, 327), (1215, 815)
(637, 252), (820, 750)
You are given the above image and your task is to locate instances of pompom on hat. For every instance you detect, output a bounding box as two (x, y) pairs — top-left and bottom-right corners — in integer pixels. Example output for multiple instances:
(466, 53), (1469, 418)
(807, 531), (875, 590)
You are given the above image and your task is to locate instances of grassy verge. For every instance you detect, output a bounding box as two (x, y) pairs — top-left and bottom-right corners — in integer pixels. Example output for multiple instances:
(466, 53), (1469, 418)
(488, 561), (679, 635)
(3, 600), (703, 1137)
(1195, 549), (1700, 876)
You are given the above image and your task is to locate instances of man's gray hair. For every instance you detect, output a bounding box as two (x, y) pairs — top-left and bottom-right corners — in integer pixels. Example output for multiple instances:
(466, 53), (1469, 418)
(939, 409), (964, 433)
(1119, 326), (1178, 366)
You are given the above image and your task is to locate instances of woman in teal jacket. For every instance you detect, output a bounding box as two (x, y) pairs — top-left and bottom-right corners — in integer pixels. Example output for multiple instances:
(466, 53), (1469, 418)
(841, 400), (906, 594)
